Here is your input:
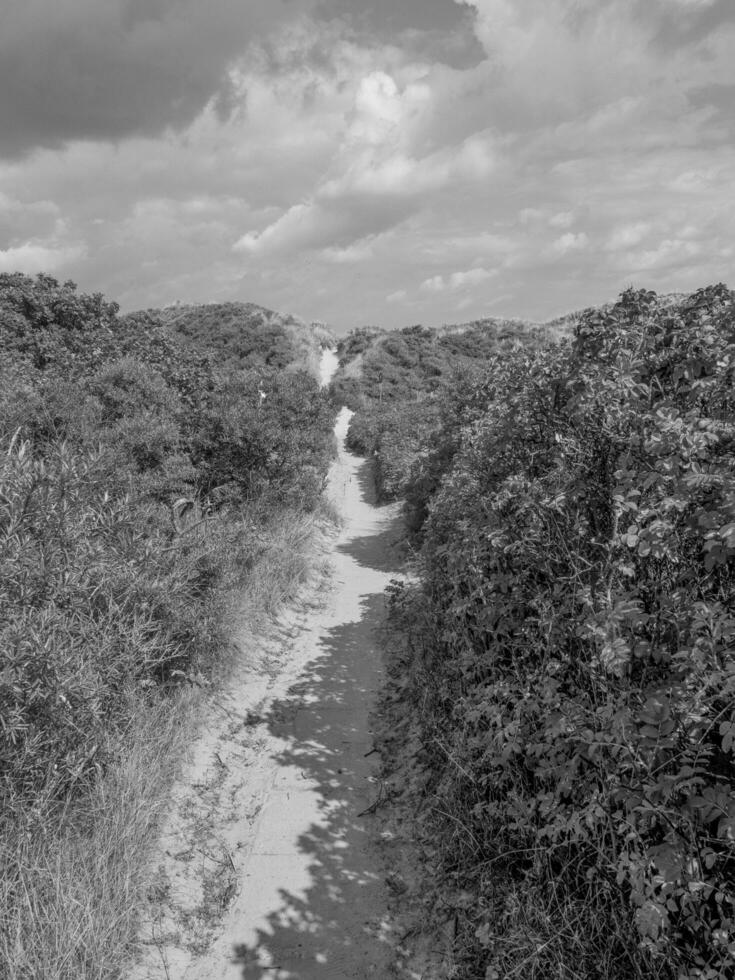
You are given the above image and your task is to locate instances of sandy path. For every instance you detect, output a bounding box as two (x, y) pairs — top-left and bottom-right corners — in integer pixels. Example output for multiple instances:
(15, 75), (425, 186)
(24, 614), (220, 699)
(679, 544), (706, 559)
(188, 407), (403, 979)
(131, 388), (405, 979)
(318, 347), (340, 387)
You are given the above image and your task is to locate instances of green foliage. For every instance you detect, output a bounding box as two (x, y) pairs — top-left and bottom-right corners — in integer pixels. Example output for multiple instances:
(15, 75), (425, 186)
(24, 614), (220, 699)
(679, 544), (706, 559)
(346, 400), (442, 502)
(387, 285), (735, 978)
(332, 316), (571, 409)
(335, 314), (570, 504)
(152, 300), (333, 378)
(190, 369), (334, 509)
(0, 273), (336, 817)
(0, 438), (211, 806)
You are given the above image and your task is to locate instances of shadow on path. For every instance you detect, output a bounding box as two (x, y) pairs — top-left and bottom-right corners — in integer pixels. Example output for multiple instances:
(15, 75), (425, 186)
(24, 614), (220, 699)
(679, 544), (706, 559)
(340, 459), (406, 574)
(227, 455), (405, 979)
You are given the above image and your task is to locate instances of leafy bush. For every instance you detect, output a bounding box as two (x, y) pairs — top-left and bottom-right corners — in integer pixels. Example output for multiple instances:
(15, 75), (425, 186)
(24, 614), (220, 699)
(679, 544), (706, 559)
(151, 300), (332, 378)
(387, 285), (735, 978)
(331, 316), (572, 410)
(0, 273), (339, 978)
(336, 315), (569, 505)
(346, 400), (442, 502)
(0, 273), (336, 812)
(189, 369), (334, 509)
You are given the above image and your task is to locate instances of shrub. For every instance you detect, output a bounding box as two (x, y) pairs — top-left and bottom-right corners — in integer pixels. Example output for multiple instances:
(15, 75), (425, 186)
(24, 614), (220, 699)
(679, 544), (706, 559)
(0, 272), (337, 978)
(388, 285), (735, 979)
(0, 273), (336, 813)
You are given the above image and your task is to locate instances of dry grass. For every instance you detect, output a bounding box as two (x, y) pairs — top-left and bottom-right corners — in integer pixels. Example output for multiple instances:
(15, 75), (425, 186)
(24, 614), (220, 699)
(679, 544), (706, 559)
(0, 506), (330, 980)
(0, 694), (194, 980)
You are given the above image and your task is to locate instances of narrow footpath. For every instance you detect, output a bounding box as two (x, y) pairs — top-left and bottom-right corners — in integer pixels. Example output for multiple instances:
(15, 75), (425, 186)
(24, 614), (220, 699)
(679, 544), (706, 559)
(131, 390), (406, 979)
(191, 407), (403, 979)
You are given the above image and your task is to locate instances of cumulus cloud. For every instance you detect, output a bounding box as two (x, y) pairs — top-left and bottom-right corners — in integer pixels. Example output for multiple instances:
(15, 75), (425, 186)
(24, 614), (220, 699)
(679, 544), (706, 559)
(233, 67), (497, 257)
(549, 212), (575, 229)
(0, 0), (480, 159)
(660, 0), (720, 8)
(0, 241), (86, 274)
(321, 241), (376, 264)
(0, 0), (326, 157)
(628, 238), (704, 272)
(421, 267), (495, 292)
(552, 232), (589, 256)
(0, 0), (733, 329)
(606, 222), (651, 251)
(420, 275), (444, 293)
(455, 0), (735, 136)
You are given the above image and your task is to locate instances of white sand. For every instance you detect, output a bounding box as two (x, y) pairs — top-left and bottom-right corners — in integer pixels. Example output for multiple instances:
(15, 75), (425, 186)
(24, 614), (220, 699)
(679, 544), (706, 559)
(131, 350), (405, 979)
(319, 347), (340, 388)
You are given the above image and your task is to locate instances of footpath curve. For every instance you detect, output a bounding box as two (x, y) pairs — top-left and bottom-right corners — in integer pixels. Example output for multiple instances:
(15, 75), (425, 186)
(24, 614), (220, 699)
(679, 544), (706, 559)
(131, 399), (406, 980)
(191, 407), (403, 979)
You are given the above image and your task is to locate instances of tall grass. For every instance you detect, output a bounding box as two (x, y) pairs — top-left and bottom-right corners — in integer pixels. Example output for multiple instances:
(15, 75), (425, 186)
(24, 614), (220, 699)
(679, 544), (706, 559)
(0, 500), (326, 980)
(0, 273), (337, 978)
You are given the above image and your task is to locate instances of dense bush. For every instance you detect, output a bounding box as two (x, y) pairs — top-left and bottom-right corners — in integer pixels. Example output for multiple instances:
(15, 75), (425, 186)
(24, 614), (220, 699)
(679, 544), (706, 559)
(345, 400), (442, 502)
(332, 317), (571, 410)
(0, 438), (215, 808)
(0, 274), (336, 814)
(152, 300), (333, 376)
(336, 316), (570, 503)
(385, 285), (735, 978)
(190, 368), (334, 509)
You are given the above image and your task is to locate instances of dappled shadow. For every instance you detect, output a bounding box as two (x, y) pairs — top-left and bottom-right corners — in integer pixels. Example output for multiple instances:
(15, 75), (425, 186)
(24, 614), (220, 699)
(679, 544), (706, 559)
(337, 458), (405, 575)
(227, 452), (404, 978)
(352, 454), (400, 514)
(337, 520), (405, 575)
(232, 595), (391, 978)
(353, 456), (380, 507)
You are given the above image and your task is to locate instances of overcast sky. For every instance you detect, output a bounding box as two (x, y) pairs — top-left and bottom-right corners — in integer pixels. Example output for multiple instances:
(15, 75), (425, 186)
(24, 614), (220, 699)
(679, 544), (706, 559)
(0, 0), (733, 331)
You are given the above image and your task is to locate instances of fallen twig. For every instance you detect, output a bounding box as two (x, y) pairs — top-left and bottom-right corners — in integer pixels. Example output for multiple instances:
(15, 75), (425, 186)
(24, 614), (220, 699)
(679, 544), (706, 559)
(357, 780), (388, 816)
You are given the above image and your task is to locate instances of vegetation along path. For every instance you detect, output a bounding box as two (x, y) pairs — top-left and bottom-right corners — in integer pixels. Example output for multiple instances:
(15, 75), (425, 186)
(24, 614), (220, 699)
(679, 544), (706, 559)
(132, 398), (406, 979)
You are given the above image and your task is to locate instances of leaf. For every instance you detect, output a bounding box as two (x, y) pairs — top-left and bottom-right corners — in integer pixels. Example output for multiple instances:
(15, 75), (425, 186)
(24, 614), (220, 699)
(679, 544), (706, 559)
(600, 637), (631, 678)
(636, 900), (667, 942)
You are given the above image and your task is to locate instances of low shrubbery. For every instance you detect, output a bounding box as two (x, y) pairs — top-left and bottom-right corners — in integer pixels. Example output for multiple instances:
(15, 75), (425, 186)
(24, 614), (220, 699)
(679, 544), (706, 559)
(381, 285), (735, 978)
(0, 273), (336, 979)
(154, 300), (333, 377)
(345, 400), (442, 502)
(335, 316), (568, 504)
(331, 317), (570, 410)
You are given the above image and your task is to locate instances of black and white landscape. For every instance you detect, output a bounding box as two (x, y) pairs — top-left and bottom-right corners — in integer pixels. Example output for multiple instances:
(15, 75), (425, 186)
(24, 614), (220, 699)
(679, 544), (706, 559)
(1, 3), (735, 979)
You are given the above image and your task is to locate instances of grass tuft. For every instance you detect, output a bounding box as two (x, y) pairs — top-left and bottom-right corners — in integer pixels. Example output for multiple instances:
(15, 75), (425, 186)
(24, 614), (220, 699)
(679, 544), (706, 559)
(0, 507), (328, 980)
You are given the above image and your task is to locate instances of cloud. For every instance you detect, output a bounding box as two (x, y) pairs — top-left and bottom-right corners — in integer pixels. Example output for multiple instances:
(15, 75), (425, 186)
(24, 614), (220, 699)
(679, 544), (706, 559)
(606, 222), (651, 251)
(0, 192), (61, 242)
(321, 241), (376, 264)
(0, 0), (733, 330)
(549, 212), (575, 229)
(450, 267), (496, 287)
(0, 0), (482, 160)
(233, 67), (496, 257)
(667, 168), (721, 192)
(0, 0), (320, 157)
(551, 232), (589, 256)
(454, 0), (735, 138)
(659, 0), (720, 9)
(0, 241), (86, 274)
(625, 237), (704, 272)
(520, 208), (576, 229)
(420, 266), (495, 292)
(420, 275), (444, 293)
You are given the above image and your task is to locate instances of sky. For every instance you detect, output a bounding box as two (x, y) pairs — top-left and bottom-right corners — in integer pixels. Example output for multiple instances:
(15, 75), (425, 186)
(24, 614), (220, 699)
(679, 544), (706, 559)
(0, 0), (733, 332)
